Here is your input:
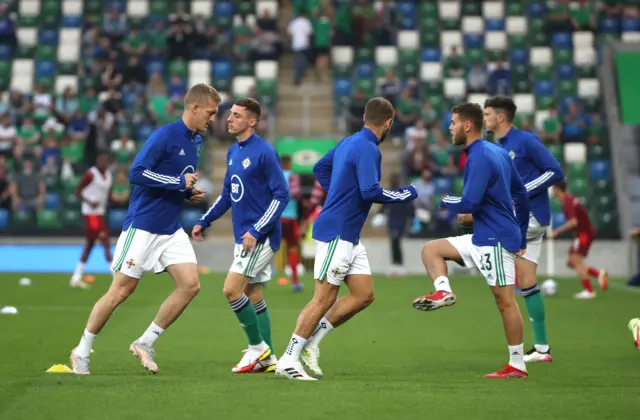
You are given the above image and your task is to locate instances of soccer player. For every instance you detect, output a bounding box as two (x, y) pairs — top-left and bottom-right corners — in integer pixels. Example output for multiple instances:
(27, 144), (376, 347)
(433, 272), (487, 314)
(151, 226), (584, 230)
(550, 180), (607, 299)
(70, 152), (113, 289)
(193, 98), (289, 373)
(483, 96), (564, 363)
(412, 103), (531, 379)
(69, 84), (220, 375)
(279, 154), (304, 292)
(275, 97), (418, 380)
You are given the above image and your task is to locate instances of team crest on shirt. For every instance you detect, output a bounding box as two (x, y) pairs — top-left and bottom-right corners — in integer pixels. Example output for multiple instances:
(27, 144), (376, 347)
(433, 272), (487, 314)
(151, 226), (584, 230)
(509, 150), (516, 160)
(331, 267), (341, 277)
(126, 258), (136, 269)
(242, 158), (251, 169)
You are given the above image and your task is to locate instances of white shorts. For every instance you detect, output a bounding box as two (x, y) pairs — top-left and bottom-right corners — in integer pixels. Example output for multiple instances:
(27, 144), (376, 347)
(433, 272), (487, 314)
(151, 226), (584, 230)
(446, 234), (516, 287)
(111, 227), (197, 279)
(313, 238), (371, 286)
(521, 215), (548, 265)
(229, 238), (274, 284)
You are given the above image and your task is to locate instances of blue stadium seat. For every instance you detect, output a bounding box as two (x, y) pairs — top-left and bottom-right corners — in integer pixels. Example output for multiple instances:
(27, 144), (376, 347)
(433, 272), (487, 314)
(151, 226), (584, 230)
(534, 80), (554, 96)
(551, 212), (566, 228)
(107, 0), (127, 13)
(552, 33), (572, 49)
(0, 45), (11, 60)
(464, 34), (484, 50)
(599, 17), (619, 34)
(510, 49), (528, 66)
(556, 64), (575, 80)
(35, 61), (56, 78)
(62, 15), (82, 28)
(38, 29), (59, 46)
(45, 193), (60, 210)
(421, 48), (441, 62)
(527, 3), (547, 19)
(181, 209), (202, 230)
(146, 60), (167, 76)
(147, 16), (166, 26)
(212, 61), (232, 79)
(485, 19), (505, 31)
(433, 177), (453, 195)
(333, 79), (353, 97)
(0, 209), (9, 229)
(589, 160), (611, 181)
(355, 63), (375, 79)
(622, 17), (640, 32)
(136, 124), (155, 142)
(397, 2), (418, 30)
(108, 209), (127, 231)
(215, 2), (234, 16)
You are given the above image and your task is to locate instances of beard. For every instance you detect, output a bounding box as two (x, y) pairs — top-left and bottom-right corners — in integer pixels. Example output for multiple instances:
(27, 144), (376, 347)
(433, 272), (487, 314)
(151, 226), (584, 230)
(379, 124), (391, 143)
(452, 131), (466, 146)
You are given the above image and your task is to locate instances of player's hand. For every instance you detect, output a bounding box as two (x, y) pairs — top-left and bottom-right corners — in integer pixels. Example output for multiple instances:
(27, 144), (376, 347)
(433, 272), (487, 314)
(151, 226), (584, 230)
(515, 249), (526, 257)
(191, 224), (205, 242)
(458, 213), (473, 226)
(189, 188), (206, 203)
(549, 231), (558, 240)
(184, 173), (199, 189)
(241, 231), (257, 253)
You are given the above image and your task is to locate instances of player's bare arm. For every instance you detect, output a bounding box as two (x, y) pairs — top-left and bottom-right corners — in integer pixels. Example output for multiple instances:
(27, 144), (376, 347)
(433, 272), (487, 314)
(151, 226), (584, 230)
(458, 213), (473, 226)
(550, 218), (577, 239)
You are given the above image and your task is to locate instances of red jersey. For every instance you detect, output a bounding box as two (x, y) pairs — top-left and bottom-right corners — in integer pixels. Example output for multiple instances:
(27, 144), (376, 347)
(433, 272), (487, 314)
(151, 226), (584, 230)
(562, 193), (595, 236)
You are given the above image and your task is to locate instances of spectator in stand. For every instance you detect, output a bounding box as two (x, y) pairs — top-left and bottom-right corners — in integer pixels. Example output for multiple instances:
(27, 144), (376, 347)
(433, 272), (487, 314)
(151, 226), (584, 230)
(17, 116), (40, 155)
(288, 10), (313, 85)
(488, 60), (511, 96)
(430, 132), (458, 176)
(311, 8), (332, 81)
(562, 102), (587, 143)
(411, 168), (435, 234)
(347, 90), (367, 133)
(103, 7), (127, 43)
(540, 104), (562, 143)
(421, 102), (439, 128)
(378, 70), (402, 106)
(110, 168), (130, 208)
(0, 165), (11, 210)
(588, 112), (605, 145)
(122, 27), (147, 57)
(122, 55), (147, 85)
(467, 63), (488, 93)
(11, 160), (45, 213)
(378, 172), (413, 277)
(146, 20), (167, 56)
(403, 118), (428, 149)
(376, 0), (396, 46)
(55, 87), (80, 123)
(257, 7), (278, 32)
(0, 4), (17, 53)
(393, 87), (420, 136)
(445, 46), (465, 77)
(0, 113), (17, 158)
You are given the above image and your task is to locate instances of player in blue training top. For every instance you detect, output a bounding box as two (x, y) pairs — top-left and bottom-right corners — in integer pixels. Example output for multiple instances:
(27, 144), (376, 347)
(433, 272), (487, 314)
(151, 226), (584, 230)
(193, 98), (289, 374)
(483, 96), (566, 364)
(412, 103), (531, 379)
(69, 84), (221, 375)
(275, 97), (418, 380)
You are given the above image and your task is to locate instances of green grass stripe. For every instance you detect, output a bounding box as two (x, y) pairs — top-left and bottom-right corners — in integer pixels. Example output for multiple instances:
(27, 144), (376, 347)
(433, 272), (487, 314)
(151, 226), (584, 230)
(243, 243), (264, 277)
(113, 228), (136, 271)
(319, 238), (339, 281)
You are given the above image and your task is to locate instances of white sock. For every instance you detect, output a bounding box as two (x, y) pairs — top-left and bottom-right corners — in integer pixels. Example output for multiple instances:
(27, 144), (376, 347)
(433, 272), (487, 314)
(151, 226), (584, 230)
(434, 276), (453, 293)
(282, 333), (307, 362)
(534, 344), (550, 353)
(72, 262), (85, 282)
(76, 329), (96, 357)
(508, 344), (526, 372)
(138, 322), (164, 346)
(306, 317), (334, 349)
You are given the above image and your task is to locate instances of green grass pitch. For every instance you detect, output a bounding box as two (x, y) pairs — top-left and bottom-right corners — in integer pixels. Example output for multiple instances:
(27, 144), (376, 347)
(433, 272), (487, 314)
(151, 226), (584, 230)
(0, 273), (638, 419)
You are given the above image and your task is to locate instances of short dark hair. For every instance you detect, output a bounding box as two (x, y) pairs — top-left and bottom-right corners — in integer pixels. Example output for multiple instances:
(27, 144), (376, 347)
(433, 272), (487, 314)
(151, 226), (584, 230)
(451, 102), (483, 131)
(280, 154), (292, 165)
(484, 96), (517, 123)
(364, 97), (395, 126)
(234, 98), (262, 120)
(553, 179), (568, 192)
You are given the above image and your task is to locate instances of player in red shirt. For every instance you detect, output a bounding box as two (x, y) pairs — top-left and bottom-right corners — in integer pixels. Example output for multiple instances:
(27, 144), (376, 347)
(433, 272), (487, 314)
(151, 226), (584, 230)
(70, 153), (113, 289)
(550, 180), (608, 299)
(280, 155), (304, 291)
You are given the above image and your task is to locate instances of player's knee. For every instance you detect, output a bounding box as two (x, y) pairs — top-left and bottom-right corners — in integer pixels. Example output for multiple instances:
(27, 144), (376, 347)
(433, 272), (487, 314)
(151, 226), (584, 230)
(182, 279), (200, 298)
(566, 258), (574, 269)
(313, 290), (337, 310)
(358, 290), (375, 309)
(107, 282), (136, 305)
(494, 292), (517, 312)
(222, 284), (242, 301)
(422, 241), (442, 263)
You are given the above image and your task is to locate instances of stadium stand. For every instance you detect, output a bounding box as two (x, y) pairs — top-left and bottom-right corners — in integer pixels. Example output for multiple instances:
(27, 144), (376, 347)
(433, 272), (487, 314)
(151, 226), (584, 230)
(0, 0), (280, 235)
(320, 0), (640, 239)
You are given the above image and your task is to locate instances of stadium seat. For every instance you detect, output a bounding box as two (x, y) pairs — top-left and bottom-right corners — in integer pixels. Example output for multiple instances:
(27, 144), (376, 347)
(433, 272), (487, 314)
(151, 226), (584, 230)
(37, 209), (59, 228)
(55, 75), (78, 94)
(483, 1), (505, 19)
(180, 209), (202, 230)
(375, 46), (398, 68)
(60, 209), (81, 228)
(420, 62), (442, 82)
(506, 16), (527, 34)
(256, 0), (278, 16)
(589, 160), (611, 181)
(444, 78), (466, 99)
(127, 0), (149, 16)
(232, 76), (255, 98)
(45, 193), (61, 210)
(255, 61), (278, 80)
(486, 32), (507, 51)
(513, 94), (535, 115)
(622, 32), (640, 43)
(467, 93), (488, 106)
(12, 210), (33, 228)
(191, 0), (213, 17)
(397, 31), (420, 50)
(108, 210), (127, 231)
(564, 143), (587, 163)
(0, 209), (9, 229)
(62, 0), (83, 15)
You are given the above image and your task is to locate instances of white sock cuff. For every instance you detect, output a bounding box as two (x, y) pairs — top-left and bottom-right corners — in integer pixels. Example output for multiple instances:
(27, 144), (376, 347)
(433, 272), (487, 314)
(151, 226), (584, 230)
(320, 316), (334, 331)
(84, 329), (96, 339)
